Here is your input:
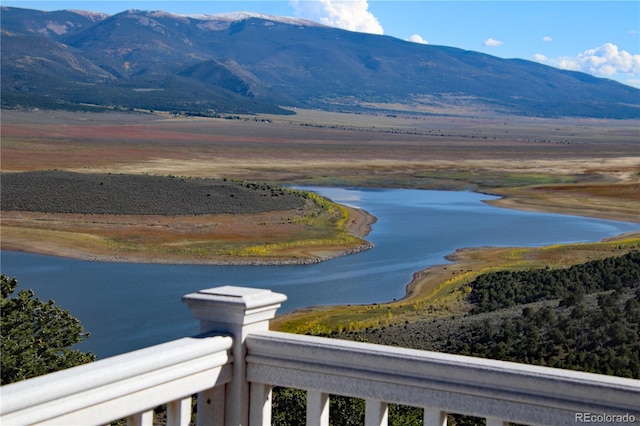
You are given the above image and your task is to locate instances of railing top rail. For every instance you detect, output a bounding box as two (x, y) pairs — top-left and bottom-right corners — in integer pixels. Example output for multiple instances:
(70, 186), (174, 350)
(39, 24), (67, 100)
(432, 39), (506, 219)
(246, 330), (640, 425)
(1, 334), (233, 425)
(248, 330), (638, 388)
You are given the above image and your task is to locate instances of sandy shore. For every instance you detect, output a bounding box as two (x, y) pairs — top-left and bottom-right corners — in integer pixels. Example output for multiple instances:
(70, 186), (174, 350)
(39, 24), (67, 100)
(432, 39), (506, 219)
(486, 186), (640, 224)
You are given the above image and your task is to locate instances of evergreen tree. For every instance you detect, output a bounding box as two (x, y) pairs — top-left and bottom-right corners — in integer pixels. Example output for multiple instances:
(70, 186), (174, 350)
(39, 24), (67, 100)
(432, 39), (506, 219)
(1, 275), (96, 384)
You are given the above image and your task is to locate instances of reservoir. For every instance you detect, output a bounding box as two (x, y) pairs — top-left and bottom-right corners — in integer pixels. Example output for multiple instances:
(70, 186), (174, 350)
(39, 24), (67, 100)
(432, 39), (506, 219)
(2, 187), (638, 358)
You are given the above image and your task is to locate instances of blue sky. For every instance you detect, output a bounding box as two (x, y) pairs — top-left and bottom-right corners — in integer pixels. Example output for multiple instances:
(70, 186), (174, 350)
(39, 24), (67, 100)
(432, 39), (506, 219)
(3, 1), (639, 88)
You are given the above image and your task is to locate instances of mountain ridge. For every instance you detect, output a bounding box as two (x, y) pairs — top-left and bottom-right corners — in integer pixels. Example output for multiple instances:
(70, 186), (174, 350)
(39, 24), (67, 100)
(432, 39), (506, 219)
(2, 6), (638, 118)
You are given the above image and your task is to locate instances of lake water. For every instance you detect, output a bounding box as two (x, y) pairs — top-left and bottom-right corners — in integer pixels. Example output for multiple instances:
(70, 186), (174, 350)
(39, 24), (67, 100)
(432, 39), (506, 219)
(2, 187), (638, 358)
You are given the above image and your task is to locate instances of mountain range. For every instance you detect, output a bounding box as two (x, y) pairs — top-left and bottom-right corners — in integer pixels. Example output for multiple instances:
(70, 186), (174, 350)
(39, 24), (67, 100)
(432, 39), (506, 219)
(2, 6), (639, 118)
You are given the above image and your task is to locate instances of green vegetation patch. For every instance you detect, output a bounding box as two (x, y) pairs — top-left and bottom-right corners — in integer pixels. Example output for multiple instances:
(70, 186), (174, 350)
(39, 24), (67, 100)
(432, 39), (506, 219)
(1, 275), (95, 385)
(470, 251), (640, 313)
(0, 171), (306, 215)
(413, 169), (577, 189)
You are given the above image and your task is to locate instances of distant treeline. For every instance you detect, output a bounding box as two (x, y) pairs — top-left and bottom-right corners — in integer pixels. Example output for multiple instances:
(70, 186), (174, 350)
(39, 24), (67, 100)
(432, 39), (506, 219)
(1, 77), (294, 116)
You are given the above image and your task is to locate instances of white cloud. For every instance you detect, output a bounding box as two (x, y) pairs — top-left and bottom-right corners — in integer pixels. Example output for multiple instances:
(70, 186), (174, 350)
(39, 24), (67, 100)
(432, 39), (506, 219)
(289, 0), (383, 35)
(534, 43), (640, 77)
(626, 78), (640, 88)
(542, 36), (552, 42)
(483, 38), (503, 47)
(408, 34), (428, 44)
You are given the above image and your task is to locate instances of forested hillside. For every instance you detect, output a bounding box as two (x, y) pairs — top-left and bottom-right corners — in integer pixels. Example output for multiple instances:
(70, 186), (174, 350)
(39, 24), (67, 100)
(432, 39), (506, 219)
(470, 251), (640, 313)
(351, 251), (640, 378)
(290, 251), (640, 425)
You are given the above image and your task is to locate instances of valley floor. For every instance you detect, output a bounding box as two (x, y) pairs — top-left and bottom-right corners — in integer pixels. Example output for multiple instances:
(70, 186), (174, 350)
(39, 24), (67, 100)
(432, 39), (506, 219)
(1, 108), (638, 326)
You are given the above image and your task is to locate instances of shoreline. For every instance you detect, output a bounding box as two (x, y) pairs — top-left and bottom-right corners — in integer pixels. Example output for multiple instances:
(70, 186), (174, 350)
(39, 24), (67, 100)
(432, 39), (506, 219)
(2, 186), (636, 287)
(4, 185), (639, 335)
(272, 188), (639, 326)
(2, 187), (637, 268)
(274, 230), (640, 332)
(486, 194), (640, 224)
(401, 230), (640, 306)
(0, 205), (377, 266)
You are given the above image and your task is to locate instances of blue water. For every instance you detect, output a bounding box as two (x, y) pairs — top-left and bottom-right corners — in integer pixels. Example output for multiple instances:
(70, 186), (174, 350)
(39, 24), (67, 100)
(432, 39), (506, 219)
(1, 187), (638, 358)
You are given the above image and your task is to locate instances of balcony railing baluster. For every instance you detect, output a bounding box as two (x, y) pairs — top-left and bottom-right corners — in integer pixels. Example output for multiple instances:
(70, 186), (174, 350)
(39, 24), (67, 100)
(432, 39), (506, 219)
(127, 409), (154, 426)
(423, 408), (448, 426)
(364, 399), (389, 426)
(306, 390), (330, 426)
(249, 383), (273, 426)
(485, 417), (509, 426)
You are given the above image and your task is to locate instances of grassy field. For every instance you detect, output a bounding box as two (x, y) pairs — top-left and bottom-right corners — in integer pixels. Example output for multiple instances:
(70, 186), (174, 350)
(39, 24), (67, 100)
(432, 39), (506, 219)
(1, 108), (638, 328)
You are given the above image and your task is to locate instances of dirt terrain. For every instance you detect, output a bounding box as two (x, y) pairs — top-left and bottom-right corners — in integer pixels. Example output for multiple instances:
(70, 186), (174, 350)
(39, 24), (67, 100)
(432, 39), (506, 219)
(1, 108), (638, 265)
(0, 172), (374, 264)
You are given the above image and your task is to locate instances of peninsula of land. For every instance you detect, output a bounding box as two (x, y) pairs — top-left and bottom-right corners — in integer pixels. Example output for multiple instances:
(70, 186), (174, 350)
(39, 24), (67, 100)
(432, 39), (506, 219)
(0, 170), (376, 265)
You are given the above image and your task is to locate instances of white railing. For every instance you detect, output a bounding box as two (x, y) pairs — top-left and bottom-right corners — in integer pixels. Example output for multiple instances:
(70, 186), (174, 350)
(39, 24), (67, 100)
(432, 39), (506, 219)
(0, 334), (233, 426)
(1, 285), (639, 426)
(245, 331), (640, 426)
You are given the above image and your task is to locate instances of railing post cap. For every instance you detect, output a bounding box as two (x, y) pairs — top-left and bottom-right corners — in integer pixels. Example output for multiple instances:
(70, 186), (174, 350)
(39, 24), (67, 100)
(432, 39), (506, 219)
(183, 285), (287, 308)
(182, 286), (287, 327)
